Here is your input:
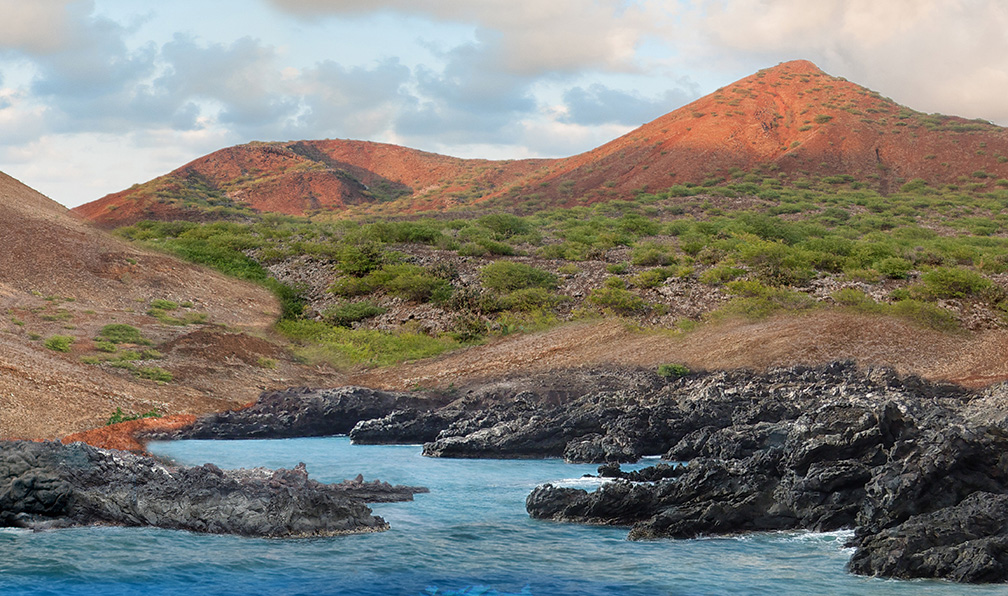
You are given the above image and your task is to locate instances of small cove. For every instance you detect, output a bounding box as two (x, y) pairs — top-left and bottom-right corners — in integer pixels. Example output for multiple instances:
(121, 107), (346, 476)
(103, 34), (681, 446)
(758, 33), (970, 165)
(1, 437), (1006, 596)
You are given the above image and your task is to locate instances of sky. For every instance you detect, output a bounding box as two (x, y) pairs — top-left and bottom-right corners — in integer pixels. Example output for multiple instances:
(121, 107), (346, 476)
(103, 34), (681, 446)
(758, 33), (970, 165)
(1, 0), (1007, 208)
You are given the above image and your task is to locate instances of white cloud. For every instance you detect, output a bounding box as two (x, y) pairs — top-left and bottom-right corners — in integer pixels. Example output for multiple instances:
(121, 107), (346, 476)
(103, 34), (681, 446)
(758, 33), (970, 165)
(692, 0), (1008, 123)
(1, 128), (239, 207)
(267, 0), (663, 74)
(0, 0), (83, 54)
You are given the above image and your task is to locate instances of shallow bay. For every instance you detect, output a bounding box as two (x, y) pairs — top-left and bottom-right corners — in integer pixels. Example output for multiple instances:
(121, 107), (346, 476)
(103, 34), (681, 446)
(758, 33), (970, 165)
(1, 437), (1005, 595)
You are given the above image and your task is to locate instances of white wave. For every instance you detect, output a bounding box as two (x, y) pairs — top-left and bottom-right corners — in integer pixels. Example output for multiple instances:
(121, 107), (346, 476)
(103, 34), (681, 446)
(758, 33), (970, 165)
(550, 476), (616, 489)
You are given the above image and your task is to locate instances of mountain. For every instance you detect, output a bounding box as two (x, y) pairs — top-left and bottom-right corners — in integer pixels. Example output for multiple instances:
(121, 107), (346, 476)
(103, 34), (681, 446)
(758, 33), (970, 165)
(0, 172), (337, 440)
(507, 60), (1008, 204)
(74, 59), (1008, 224)
(74, 140), (551, 228)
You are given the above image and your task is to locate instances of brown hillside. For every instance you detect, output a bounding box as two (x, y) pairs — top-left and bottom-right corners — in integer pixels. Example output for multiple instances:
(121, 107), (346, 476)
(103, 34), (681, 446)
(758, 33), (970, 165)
(513, 60), (1008, 204)
(75, 140), (551, 228)
(348, 313), (1008, 393)
(0, 172), (340, 440)
(75, 60), (1008, 224)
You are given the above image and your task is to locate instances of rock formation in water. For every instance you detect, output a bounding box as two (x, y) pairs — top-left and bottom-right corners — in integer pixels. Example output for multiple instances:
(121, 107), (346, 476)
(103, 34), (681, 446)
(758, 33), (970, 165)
(0, 440), (425, 537)
(521, 363), (1008, 583)
(155, 385), (433, 440)
(156, 361), (1008, 581)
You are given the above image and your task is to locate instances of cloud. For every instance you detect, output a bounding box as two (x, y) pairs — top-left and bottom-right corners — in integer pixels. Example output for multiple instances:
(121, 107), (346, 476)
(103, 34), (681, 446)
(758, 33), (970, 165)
(694, 0), (1008, 123)
(561, 82), (697, 126)
(0, 0), (83, 54)
(295, 58), (414, 138)
(266, 0), (661, 75)
(155, 36), (299, 136)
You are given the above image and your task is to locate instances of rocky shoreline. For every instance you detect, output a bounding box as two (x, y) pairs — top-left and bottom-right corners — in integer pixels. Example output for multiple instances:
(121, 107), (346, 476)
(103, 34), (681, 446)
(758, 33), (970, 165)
(0, 440), (425, 537)
(103, 362), (1008, 581)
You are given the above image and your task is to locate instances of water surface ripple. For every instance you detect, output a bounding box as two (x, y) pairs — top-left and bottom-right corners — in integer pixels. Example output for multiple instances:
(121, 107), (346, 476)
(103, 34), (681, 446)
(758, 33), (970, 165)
(1, 437), (1005, 595)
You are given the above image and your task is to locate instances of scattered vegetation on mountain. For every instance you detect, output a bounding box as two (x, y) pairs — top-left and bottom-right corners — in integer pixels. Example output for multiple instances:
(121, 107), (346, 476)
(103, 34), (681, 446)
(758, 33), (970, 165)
(108, 171), (1008, 370)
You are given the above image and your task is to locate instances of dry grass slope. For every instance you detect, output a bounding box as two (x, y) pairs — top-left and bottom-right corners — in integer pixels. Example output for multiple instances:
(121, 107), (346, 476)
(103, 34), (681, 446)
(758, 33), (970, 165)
(0, 172), (341, 439)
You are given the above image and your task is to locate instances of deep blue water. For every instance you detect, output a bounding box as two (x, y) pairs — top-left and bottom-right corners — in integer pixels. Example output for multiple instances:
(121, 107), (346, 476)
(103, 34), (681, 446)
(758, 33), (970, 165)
(1, 437), (1007, 595)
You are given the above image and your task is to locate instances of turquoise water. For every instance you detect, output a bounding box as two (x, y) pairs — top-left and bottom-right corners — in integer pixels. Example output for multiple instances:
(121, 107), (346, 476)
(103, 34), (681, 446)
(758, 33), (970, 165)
(1, 437), (1006, 595)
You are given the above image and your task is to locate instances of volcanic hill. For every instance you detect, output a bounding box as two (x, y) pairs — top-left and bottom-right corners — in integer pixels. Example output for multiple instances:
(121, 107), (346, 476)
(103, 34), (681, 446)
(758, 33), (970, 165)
(74, 140), (552, 228)
(0, 172), (339, 440)
(512, 59), (1008, 205)
(75, 60), (1008, 226)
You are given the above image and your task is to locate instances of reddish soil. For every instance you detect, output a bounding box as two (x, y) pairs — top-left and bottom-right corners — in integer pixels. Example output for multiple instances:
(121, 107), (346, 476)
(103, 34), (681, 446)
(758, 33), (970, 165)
(75, 140), (551, 228)
(516, 60), (1008, 205)
(62, 414), (197, 452)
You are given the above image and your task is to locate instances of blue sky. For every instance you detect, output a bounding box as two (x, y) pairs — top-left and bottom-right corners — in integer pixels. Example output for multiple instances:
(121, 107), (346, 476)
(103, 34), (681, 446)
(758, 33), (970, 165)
(1, 0), (1006, 207)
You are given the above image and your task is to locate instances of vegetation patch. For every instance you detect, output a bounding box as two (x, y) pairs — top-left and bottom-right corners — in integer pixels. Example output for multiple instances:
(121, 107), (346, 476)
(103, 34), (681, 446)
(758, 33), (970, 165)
(324, 301), (387, 327)
(658, 363), (690, 378)
(98, 324), (151, 345)
(480, 261), (558, 293)
(276, 319), (460, 369)
(44, 335), (75, 353)
(106, 407), (161, 426)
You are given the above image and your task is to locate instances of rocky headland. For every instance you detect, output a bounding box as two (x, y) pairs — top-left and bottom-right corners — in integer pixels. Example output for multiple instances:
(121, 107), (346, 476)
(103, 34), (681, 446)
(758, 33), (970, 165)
(151, 361), (1008, 582)
(0, 440), (425, 537)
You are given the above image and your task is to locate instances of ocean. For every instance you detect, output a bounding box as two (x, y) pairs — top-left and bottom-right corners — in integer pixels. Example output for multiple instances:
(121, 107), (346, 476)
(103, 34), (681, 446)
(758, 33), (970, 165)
(1, 437), (1004, 596)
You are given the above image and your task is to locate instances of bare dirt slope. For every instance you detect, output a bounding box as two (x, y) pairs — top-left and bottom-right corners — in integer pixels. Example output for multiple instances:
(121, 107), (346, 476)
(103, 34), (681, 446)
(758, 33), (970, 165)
(348, 312), (1008, 392)
(0, 172), (341, 439)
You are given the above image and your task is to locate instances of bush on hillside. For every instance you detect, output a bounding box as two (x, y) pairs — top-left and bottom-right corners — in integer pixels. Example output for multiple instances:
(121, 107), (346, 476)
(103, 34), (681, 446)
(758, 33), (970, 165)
(480, 262), (557, 293)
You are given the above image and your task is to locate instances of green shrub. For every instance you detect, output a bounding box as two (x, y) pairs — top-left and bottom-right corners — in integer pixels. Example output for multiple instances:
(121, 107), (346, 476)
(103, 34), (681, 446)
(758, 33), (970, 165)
(94, 340), (118, 353)
(458, 242), (490, 257)
(447, 286), (503, 315)
(276, 319), (460, 369)
(98, 324), (150, 345)
(657, 363), (690, 378)
(738, 240), (813, 286)
(480, 261), (558, 293)
(917, 267), (992, 299)
(449, 314), (488, 343)
(587, 286), (647, 314)
(714, 281), (816, 320)
(336, 242), (385, 277)
(106, 407), (161, 425)
(630, 242), (674, 266)
(606, 263), (629, 275)
(324, 301), (387, 327)
(44, 335), (74, 353)
(500, 287), (566, 311)
(134, 367), (173, 383)
(890, 299), (958, 331)
(329, 276), (376, 297)
(699, 263), (745, 285)
(478, 213), (534, 239)
(632, 266), (676, 288)
(369, 264), (452, 303)
(876, 257), (913, 280)
(149, 299), (179, 310)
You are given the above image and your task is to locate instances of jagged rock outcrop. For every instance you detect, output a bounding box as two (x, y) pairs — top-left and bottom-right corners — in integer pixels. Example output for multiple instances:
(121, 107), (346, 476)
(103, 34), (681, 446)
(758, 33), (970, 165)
(0, 440), (424, 537)
(151, 360), (1008, 581)
(153, 386), (434, 440)
(523, 363), (1008, 583)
